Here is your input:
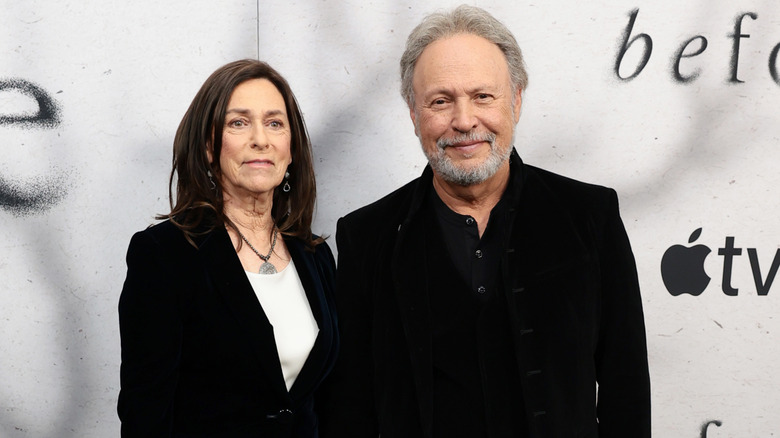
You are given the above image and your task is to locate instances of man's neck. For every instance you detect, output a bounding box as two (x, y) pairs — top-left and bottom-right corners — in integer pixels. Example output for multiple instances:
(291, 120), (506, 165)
(431, 162), (510, 237)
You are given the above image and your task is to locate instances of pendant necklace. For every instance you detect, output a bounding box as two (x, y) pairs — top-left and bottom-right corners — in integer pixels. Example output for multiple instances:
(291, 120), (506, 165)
(237, 227), (278, 274)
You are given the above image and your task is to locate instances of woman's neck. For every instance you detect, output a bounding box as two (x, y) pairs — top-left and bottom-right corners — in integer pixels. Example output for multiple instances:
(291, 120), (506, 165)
(223, 192), (275, 233)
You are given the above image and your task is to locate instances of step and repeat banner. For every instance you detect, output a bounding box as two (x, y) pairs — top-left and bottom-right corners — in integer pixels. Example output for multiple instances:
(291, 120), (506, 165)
(0, 1), (258, 436)
(2, 1), (778, 436)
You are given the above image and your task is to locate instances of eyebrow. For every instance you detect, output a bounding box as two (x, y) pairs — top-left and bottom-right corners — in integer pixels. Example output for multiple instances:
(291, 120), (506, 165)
(422, 87), (453, 98)
(422, 84), (497, 99)
(226, 108), (286, 118)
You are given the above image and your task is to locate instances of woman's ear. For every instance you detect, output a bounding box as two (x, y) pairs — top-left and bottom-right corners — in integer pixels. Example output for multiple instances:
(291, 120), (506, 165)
(206, 141), (214, 164)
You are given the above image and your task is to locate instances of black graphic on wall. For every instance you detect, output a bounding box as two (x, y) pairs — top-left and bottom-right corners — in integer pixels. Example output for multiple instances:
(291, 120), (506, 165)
(661, 228), (711, 296)
(700, 420), (722, 437)
(615, 9), (780, 85)
(661, 228), (780, 296)
(0, 78), (68, 215)
(0, 78), (61, 127)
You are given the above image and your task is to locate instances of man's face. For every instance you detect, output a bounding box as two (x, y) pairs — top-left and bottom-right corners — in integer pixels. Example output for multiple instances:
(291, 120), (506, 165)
(410, 33), (522, 186)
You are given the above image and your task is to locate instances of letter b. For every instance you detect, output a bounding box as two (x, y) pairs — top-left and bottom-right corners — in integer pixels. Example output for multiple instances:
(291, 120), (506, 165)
(615, 9), (652, 81)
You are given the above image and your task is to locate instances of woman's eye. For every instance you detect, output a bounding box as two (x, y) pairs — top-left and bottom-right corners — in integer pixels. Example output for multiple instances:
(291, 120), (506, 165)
(228, 119), (246, 128)
(269, 120), (284, 128)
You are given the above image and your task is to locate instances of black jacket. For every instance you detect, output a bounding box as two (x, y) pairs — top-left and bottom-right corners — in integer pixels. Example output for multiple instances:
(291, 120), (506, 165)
(320, 151), (650, 438)
(118, 220), (339, 437)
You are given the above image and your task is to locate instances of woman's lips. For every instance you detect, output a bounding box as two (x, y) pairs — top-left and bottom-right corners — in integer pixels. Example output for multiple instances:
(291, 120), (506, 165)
(245, 159), (273, 167)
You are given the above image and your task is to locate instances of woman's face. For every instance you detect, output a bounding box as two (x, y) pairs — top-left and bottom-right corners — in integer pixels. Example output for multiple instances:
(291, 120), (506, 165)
(212, 78), (292, 201)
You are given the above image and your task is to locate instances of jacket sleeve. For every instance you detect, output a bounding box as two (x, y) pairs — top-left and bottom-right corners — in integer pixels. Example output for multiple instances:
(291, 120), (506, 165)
(117, 230), (182, 437)
(595, 190), (651, 437)
(317, 217), (379, 438)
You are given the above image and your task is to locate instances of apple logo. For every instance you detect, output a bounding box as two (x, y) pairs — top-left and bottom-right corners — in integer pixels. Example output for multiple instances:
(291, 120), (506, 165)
(661, 228), (711, 296)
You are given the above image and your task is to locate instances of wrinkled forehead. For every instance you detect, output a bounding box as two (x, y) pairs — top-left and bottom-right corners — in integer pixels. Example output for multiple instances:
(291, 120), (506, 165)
(412, 34), (512, 94)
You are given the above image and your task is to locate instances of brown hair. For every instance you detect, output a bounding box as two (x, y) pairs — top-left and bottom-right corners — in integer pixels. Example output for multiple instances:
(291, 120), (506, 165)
(158, 59), (321, 248)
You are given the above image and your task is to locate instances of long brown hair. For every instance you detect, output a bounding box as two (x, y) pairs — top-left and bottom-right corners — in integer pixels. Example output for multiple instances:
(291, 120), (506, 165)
(159, 59), (321, 248)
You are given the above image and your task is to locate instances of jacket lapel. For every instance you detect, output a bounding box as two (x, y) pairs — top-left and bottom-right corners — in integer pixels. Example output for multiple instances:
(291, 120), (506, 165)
(286, 238), (337, 402)
(503, 165), (592, 436)
(392, 176), (435, 438)
(512, 167), (589, 280)
(196, 227), (291, 402)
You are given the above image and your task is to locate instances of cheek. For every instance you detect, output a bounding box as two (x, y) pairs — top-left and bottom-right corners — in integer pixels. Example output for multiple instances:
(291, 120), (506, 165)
(219, 146), (242, 171)
(281, 138), (293, 166)
(486, 108), (515, 131)
(417, 113), (446, 140)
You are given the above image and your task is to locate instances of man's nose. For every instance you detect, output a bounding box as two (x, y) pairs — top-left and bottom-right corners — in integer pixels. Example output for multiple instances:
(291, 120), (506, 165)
(451, 99), (478, 132)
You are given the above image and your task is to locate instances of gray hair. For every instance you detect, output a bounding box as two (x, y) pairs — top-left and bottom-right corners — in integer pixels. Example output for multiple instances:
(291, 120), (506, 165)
(400, 4), (528, 108)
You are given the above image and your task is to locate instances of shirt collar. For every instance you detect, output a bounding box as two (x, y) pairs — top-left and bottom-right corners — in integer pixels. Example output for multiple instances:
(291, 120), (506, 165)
(407, 147), (525, 224)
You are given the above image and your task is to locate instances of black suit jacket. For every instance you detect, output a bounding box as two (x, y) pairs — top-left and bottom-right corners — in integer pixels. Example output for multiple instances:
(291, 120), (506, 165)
(118, 220), (338, 437)
(319, 151), (650, 438)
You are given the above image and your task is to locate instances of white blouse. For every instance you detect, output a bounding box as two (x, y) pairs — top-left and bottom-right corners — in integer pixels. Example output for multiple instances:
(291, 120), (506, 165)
(245, 259), (319, 391)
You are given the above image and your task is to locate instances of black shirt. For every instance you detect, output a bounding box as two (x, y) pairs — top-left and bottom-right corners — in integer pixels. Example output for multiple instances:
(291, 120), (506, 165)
(428, 162), (527, 438)
(430, 186), (507, 299)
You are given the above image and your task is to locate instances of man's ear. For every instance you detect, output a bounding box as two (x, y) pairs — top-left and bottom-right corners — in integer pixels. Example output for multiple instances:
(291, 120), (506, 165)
(409, 106), (420, 137)
(513, 88), (523, 124)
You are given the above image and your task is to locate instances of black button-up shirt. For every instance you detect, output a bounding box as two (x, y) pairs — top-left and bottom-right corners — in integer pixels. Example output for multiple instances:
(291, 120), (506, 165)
(428, 160), (527, 438)
(430, 188), (508, 300)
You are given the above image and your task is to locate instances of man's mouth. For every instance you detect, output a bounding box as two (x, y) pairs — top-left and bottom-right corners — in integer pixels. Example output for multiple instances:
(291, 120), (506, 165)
(437, 132), (496, 150)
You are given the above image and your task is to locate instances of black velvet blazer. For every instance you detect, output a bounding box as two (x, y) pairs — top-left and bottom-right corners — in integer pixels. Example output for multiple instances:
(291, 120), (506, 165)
(319, 150), (650, 438)
(118, 220), (338, 437)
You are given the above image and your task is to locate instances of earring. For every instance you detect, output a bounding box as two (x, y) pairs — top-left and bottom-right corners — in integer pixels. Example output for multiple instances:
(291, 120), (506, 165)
(282, 171), (291, 193)
(207, 170), (216, 190)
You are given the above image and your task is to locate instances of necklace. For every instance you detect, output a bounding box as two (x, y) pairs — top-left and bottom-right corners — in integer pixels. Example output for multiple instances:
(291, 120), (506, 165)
(236, 227), (278, 274)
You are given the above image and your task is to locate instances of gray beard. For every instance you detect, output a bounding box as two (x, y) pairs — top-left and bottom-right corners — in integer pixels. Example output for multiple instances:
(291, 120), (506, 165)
(422, 130), (513, 186)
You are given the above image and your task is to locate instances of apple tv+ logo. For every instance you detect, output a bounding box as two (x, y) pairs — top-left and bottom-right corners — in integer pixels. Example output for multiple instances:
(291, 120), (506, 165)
(661, 228), (780, 296)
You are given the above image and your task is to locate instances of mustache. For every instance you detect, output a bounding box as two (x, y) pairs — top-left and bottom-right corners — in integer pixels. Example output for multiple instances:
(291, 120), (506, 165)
(437, 131), (496, 149)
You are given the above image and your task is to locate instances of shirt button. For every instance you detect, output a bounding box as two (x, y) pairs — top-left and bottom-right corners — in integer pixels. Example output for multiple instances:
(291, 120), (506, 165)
(477, 286), (486, 294)
(475, 249), (483, 259)
(465, 217), (475, 225)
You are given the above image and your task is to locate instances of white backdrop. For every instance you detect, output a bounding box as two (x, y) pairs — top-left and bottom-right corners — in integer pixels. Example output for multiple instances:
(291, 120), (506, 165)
(1, 1), (779, 437)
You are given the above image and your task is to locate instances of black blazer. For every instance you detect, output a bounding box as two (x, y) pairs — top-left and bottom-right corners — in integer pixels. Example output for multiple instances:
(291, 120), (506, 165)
(118, 220), (338, 437)
(319, 151), (650, 438)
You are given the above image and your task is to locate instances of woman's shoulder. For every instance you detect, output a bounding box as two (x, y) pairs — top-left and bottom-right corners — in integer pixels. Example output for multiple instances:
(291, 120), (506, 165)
(131, 219), (184, 245)
(128, 219), (214, 256)
(286, 234), (335, 266)
(312, 235), (334, 259)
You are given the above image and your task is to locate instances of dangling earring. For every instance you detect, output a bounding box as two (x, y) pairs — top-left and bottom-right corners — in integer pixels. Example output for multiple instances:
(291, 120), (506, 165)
(207, 169), (216, 190)
(282, 171), (291, 193)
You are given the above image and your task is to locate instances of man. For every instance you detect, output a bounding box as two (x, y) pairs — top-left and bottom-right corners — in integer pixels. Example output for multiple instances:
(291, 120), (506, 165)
(319, 5), (650, 437)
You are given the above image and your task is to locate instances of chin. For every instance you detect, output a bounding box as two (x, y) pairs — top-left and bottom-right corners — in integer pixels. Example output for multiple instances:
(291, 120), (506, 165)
(433, 150), (509, 187)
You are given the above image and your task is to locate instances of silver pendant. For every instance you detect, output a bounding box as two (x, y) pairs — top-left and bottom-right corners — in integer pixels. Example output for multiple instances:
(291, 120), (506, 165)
(258, 261), (277, 275)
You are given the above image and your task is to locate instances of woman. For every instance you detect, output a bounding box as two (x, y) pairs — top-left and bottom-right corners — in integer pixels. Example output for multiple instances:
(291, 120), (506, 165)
(118, 60), (338, 437)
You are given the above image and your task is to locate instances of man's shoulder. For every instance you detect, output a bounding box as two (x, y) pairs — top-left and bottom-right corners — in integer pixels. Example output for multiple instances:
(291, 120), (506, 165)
(334, 176), (427, 257)
(340, 177), (422, 228)
(523, 163), (617, 208)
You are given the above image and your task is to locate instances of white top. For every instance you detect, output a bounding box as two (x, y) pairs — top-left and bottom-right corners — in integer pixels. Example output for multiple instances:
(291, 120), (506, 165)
(245, 259), (319, 391)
